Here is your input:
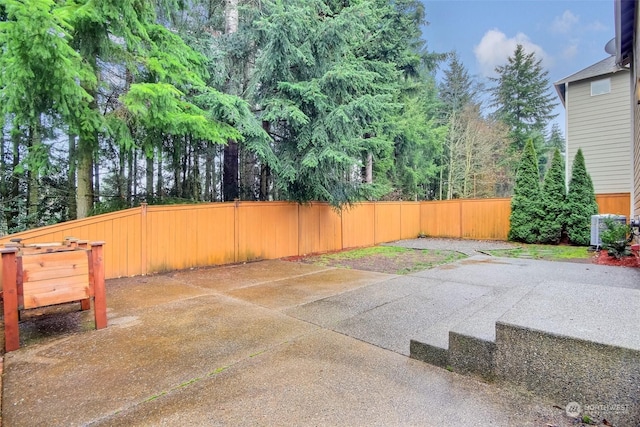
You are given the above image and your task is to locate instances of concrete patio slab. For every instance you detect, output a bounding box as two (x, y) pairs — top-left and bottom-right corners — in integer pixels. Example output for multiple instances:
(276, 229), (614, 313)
(332, 280), (493, 355)
(87, 329), (564, 427)
(2, 251), (638, 427)
(284, 276), (433, 327)
(3, 293), (317, 426)
(225, 268), (391, 310)
(170, 259), (332, 292)
(412, 255), (640, 290)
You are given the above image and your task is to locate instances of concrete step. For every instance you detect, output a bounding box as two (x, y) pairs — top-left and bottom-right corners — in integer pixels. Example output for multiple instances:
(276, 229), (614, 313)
(334, 279), (492, 356)
(447, 284), (534, 380)
(411, 279), (640, 425)
(409, 284), (533, 372)
(494, 281), (640, 427)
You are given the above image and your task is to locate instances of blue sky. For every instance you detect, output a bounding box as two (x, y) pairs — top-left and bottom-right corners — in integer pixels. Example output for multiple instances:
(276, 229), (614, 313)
(421, 0), (614, 134)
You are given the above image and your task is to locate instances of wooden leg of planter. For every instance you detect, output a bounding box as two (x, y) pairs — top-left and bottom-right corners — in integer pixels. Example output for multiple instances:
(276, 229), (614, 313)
(2, 249), (20, 352)
(90, 243), (107, 329)
(80, 298), (91, 311)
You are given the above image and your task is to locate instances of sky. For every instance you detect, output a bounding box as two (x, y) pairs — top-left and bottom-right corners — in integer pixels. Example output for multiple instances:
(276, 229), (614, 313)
(421, 0), (615, 135)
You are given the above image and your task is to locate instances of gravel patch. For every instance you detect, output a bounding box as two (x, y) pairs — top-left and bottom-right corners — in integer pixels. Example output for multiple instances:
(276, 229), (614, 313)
(384, 238), (518, 256)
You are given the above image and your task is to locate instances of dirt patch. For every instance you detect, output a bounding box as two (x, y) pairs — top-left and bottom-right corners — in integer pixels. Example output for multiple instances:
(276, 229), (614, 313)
(291, 248), (465, 275)
(289, 246), (640, 275)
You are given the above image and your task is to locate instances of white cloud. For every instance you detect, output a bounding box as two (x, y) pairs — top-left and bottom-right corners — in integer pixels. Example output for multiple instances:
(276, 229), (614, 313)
(562, 43), (578, 60)
(474, 29), (551, 77)
(586, 20), (607, 32)
(551, 10), (579, 34)
(561, 42), (579, 59)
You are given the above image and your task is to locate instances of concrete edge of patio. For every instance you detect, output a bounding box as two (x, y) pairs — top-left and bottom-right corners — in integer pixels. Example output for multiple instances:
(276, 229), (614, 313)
(410, 279), (640, 426)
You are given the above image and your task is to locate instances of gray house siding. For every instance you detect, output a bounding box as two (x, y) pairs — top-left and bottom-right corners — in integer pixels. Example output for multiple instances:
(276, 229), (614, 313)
(565, 71), (632, 195)
(635, 96), (640, 216)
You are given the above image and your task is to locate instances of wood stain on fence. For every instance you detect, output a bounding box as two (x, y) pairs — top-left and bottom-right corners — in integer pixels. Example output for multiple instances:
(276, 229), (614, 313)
(0, 193), (631, 280)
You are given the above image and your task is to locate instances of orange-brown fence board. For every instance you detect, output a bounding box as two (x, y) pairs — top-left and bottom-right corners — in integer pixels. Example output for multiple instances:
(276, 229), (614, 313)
(298, 203), (342, 255)
(0, 193), (631, 280)
(374, 203), (402, 244)
(461, 198), (511, 240)
(595, 193), (631, 217)
(342, 204), (375, 249)
(0, 209), (142, 278)
(145, 204), (236, 274)
(237, 202), (299, 262)
(192, 205), (236, 267)
(420, 200), (462, 238)
(400, 203), (421, 240)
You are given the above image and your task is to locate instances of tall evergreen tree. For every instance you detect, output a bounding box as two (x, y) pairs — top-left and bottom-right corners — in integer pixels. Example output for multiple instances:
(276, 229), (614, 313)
(253, 0), (428, 206)
(546, 123), (565, 154)
(385, 76), (445, 200)
(539, 148), (566, 244)
(566, 148), (598, 245)
(439, 53), (474, 199)
(490, 44), (557, 157)
(508, 139), (542, 243)
(0, 0), (97, 227)
(439, 52), (474, 117)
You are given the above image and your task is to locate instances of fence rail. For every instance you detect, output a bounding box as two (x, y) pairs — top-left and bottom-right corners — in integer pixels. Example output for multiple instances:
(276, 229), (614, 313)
(0, 193), (630, 280)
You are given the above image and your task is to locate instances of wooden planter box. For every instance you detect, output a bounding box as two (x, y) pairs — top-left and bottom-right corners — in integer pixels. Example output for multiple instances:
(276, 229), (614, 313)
(0, 239), (106, 352)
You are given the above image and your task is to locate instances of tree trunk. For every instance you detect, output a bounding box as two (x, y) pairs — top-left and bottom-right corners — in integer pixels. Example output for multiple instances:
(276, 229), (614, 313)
(118, 145), (126, 204)
(225, 0), (238, 34)
(223, 142), (239, 201)
(127, 149), (134, 205)
(93, 151), (100, 205)
(146, 150), (154, 200)
(259, 121), (270, 201)
(76, 139), (94, 218)
(365, 152), (373, 183)
(77, 57), (98, 219)
(173, 143), (182, 198)
(240, 147), (257, 200)
(157, 148), (164, 201)
(0, 123), (8, 234)
(8, 132), (20, 231)
(191, 144), (201, 201)
(26, 121), (41, 227)
(67, 134), (77, 220)
(205, 144), (214, 201)
(223, 0), (240, 202)
(260, 164), (270, 201)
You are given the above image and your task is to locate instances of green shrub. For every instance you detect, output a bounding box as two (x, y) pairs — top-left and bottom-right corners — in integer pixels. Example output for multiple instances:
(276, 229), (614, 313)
(601, 218), (632, 259)
(566, 149), (598, 245)
(509, 140), (542, 243)
(539, 149), (566, 244)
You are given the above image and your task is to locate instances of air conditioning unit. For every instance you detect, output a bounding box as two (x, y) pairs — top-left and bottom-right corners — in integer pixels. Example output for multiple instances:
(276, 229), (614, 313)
(590, 214), (626, 248)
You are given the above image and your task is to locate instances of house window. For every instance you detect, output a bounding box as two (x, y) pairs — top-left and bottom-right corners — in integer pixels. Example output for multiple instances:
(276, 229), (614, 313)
(591, 78), (611, 96)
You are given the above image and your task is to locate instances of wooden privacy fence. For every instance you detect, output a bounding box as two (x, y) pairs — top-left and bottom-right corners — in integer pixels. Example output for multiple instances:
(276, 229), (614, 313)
(0, 193), (631, 280)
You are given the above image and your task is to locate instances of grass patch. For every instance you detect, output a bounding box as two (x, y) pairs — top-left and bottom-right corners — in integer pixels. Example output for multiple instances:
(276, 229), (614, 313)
(312, 246), (410, 264)
(302, 245), (466, 274)
(486, 244), (591, 261)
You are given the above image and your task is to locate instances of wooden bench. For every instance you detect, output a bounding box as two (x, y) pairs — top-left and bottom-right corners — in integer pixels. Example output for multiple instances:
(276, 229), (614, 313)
(0, 239), (106, 352)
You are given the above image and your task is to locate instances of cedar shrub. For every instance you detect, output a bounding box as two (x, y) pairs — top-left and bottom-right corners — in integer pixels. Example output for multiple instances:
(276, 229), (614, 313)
(566, 149), (598, 245)
(508, 139), (542, 243)
(538, 148), (566, 244)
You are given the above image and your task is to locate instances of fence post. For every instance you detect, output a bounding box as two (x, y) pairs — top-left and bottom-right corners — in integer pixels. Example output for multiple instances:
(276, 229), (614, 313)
(373, 202), (376, 245)
(141, 203), (148, 276)
(234, 200), (240, 263)
(297, 203), (301, 256)
(2, 248), (20, 352)
(459, 199), (463, 238)
(340, 206), (345, 251)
